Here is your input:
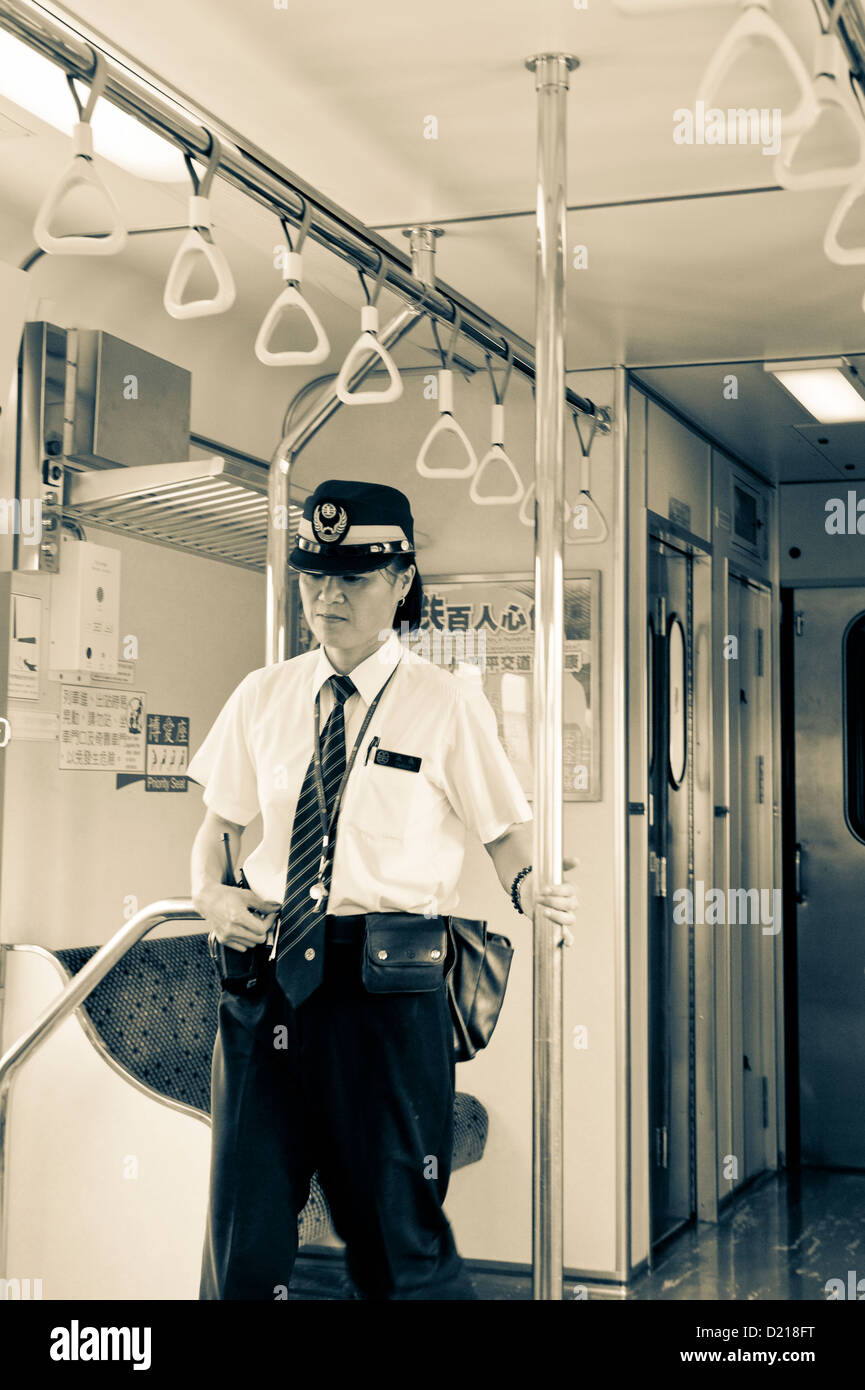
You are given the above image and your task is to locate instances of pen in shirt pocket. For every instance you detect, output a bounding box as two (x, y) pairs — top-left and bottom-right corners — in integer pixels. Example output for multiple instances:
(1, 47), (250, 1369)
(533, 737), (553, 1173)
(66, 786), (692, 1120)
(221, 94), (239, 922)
(365, 735), (381, 766)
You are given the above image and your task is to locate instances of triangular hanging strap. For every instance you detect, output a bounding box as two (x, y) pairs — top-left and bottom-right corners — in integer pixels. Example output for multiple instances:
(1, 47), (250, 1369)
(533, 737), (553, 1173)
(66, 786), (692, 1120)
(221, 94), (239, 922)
(776, 35), (865, 191)
(470, 444), (524, 506)
(416, 357), (476, 477)
(164, 133), (236, 318)
(568, 412), (609, 543)
(417, 408), (478, 478)
(255, 278), (330, 365)
(471, 383), (523, 504)
(335, 258), (402, 404)
(697, 1), (817, 137)
(33, 53), (127, 256)
(334, 314), (403, 402)
(163, 217), (237, 318)
(824, 170), (865, 264)
(566, 494), (609, 544)
(255, 205), (330, 365)
(518, 482), (535, 528)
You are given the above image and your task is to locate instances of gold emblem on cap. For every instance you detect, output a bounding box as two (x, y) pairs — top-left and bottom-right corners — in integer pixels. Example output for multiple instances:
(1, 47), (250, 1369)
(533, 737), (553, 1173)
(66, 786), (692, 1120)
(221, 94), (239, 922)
(312, 501), (349, 544)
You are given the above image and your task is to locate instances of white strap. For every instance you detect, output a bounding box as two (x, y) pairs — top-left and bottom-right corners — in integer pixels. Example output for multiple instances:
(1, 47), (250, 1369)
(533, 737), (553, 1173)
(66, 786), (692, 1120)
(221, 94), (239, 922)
(416, 370), (476, 477)
(469, 445), (524, 506)
(163, 193), (235, 318)
(566, 493), (609, 544)
(416, 411), (478, 478)
(255, 282), (330, 366)
(33, 122), (127, 257)
(823, 171), (865, 264)
(163, 226), (237, 318)
(697, 1), (818, 138)
(334, 304), (402, 404)
(775, 35), (865, 191)
(518, 482), (534, 527)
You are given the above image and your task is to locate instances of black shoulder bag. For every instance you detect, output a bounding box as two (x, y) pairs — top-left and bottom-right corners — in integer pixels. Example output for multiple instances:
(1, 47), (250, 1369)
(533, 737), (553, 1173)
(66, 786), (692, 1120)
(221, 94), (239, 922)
(445, 917), (514, 1064)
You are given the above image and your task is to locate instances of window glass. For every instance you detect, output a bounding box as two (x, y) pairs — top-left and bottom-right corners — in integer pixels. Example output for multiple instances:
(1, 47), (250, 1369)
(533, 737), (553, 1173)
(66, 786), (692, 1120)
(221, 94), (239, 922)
(668, 615), (687, 788)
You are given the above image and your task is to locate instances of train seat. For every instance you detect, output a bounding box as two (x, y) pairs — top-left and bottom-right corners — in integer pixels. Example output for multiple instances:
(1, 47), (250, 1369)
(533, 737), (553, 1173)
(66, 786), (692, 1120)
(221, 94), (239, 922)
(53, 933), (489, 1247)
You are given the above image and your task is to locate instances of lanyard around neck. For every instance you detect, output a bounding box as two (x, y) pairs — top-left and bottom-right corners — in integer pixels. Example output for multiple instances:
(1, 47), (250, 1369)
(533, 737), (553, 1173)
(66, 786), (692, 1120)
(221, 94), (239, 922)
(308, 654), (401, 902)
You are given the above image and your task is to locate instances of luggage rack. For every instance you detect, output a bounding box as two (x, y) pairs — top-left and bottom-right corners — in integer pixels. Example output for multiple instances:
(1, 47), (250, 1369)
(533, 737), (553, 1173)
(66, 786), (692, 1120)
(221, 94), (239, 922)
(63, 453), (303, 572)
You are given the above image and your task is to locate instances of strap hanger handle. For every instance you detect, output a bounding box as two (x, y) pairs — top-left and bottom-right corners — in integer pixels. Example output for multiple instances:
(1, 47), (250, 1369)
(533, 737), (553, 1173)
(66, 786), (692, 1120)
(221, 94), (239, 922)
(33, 48), (128, 257)
(255, 201), (331, 365)
(335, 252), (403, 403)
(417, 307), (477, 478)
(775, 34), (865, 191)
(823, 169), (865, 264)
(164, 131), (236, 318)
(697, 0), (818, 138)
(470, 341), (523, 504)
(567, 413), (609, 543)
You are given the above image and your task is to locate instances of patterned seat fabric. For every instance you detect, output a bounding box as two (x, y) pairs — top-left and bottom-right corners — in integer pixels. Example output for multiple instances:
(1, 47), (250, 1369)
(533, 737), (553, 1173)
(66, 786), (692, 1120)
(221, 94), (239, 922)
(54, 933), (488, 1246)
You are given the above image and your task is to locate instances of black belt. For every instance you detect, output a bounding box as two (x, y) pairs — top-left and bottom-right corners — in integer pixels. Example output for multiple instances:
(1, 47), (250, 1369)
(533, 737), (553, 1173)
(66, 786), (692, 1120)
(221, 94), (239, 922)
(325, 914), (367, 945)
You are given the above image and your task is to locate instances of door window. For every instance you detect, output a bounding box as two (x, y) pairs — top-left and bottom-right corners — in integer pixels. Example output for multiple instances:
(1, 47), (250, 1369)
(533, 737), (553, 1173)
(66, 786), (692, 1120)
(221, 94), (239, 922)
(668, 615), (687, 788)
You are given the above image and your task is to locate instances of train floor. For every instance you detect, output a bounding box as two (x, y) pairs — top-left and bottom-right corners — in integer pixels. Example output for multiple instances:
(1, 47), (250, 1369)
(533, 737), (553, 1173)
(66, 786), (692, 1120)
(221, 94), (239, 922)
(290, 1169), (865, 1300)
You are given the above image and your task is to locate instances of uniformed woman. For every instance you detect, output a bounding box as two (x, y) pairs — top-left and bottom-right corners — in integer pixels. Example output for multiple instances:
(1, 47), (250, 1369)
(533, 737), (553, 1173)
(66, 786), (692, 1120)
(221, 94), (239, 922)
(188, 477), (577, 1301)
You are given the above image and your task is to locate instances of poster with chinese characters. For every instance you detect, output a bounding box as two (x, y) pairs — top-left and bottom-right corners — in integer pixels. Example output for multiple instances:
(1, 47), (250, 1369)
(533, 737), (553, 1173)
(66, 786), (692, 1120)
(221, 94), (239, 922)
(145, 714), (190, 792)
(415, 575), (600, 801)
(59, 687), (147, 772)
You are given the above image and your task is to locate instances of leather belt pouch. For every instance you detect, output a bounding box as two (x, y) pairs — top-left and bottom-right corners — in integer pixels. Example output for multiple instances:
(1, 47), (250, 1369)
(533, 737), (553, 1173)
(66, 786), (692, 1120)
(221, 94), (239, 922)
(208, 934), (264, 993)
(361, 913), (449, 994)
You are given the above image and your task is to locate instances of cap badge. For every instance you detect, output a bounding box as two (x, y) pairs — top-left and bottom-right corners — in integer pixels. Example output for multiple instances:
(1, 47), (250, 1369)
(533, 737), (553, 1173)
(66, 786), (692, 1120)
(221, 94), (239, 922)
(312, 501), (349, 544)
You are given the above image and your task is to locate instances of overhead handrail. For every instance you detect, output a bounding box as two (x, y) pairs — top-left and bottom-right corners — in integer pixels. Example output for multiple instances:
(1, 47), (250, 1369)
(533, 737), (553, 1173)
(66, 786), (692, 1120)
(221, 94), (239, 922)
(776, 33), (865, 191)
(416, 307), (478, 479)
(163, 132), (236, 319)
(7, 1), (605, 424)
(566, 411), (610, 545)
(697, 0), (818, 138)
(254, 200), (330, 366)
(33, 48), (128, 256)
(334, 257), (403, 403)
(470, 342), (524, 506)
(0, 899), (204, 1277)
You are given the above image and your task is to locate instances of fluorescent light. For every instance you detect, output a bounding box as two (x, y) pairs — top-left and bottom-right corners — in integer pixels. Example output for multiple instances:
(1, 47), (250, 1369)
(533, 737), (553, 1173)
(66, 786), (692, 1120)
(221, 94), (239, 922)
(0, 31), (188, 182)
(764, 357), (865, 423)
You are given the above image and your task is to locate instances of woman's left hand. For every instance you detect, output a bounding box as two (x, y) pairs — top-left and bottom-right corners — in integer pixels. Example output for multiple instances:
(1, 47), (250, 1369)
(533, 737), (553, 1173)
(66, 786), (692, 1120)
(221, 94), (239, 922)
(520, 857), (579, 948)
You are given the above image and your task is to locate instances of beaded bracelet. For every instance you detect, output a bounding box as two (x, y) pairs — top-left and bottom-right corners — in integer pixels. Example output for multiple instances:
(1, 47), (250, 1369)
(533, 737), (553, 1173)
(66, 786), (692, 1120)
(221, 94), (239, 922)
(510, 865), (532, 916)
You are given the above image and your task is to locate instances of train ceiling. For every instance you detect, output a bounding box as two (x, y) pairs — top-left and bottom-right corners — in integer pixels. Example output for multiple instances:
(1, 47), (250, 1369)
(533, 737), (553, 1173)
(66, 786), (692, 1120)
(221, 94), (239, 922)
(1, 0), (864, 483)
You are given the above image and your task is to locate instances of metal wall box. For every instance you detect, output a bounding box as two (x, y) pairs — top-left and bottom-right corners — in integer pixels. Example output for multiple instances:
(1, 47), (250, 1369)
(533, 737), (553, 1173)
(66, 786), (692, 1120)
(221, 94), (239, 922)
(729, 467), (769, 564)
(48, 532), (120, 674)
(68, 329), (190, 469)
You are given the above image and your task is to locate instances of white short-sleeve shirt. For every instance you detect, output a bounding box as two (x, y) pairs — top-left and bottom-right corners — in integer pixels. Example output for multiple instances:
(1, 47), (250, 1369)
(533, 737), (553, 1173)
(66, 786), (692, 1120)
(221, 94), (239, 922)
(187, 630), (532, 916)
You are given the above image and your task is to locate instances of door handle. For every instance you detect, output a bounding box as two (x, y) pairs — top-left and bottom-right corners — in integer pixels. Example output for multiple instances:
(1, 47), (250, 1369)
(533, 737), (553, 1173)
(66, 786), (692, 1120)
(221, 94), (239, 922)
(795, 843), (806, 904)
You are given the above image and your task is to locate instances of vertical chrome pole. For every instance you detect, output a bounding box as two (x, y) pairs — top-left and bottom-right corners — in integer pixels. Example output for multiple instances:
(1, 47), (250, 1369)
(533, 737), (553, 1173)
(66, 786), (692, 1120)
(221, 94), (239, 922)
(525, 50), (577, 1302)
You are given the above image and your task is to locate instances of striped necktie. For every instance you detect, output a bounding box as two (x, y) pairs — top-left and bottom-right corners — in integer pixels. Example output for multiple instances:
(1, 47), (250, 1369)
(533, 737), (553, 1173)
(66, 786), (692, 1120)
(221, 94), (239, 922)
(274, 672), (356, 1006)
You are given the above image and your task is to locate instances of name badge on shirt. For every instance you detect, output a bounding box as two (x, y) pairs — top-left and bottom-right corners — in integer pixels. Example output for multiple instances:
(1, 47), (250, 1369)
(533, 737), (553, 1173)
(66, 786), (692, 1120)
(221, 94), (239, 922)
(374, 748), (422, 773)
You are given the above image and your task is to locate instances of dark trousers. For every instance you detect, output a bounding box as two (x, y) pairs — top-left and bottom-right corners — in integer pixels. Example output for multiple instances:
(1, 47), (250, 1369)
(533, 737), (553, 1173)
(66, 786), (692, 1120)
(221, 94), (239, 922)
(200, 920), (477, 1300)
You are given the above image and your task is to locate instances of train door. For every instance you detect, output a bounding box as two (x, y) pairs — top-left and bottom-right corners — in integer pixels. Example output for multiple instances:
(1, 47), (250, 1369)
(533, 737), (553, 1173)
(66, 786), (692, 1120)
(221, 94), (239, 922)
(647, 536), (694, 1244)
(727, 575), (775, 1187)
(792, 587), (865, 1169)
